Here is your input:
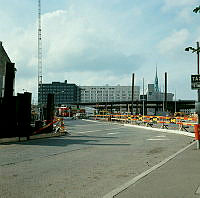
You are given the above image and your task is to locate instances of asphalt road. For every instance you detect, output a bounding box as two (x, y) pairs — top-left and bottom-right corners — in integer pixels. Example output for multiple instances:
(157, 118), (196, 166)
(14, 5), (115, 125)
(0, 119), (194, 198)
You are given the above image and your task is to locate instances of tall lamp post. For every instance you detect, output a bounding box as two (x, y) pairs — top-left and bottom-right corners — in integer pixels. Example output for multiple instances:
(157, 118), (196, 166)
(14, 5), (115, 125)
(131, 73), (135, 115)
(143, 78), (145, 118)
(185, 41), (200, 149)
(174, 89), (177, 113)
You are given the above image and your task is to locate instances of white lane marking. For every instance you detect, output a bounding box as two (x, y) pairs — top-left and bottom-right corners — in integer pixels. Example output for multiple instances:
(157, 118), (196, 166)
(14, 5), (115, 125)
(82, 119), (119, 125)
(123, 124), (195, 138)
(155, 135), (166, 138)
(78, 127), (122, 134)
(72, 123), (108, 127)
(82, 119), (101, 123)
(103, 141), (196, 198)
(107, 132), (120, 135)
(147, 138), (170, 141)
(196, 186), (200, 194)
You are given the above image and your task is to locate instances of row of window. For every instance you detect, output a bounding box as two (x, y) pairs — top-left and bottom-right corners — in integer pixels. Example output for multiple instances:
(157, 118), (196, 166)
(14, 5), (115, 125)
(82, 95), (134, 98)
(82, 99), (131, 102)
(82, 91), (131, 93)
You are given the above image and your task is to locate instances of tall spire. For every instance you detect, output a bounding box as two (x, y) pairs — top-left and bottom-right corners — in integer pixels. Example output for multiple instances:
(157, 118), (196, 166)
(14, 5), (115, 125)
(154, 66), (159, 92)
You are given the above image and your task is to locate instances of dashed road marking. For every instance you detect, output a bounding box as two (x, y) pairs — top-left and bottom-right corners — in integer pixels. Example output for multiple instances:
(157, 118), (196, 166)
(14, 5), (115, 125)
(77, 127), (123, 134)
(107, 132), (120, 135)
(195, 186), (200, 194)
(68, 123), (109, 127)
(155, 135), (166, 138)
(147, 138), (170, 141)
(82, 119), (100, 123)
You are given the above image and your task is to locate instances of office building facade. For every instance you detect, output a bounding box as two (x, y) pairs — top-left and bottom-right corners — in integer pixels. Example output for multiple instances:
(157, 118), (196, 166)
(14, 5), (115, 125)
(80, 85), (140, 103)
(38, 80), (80, 105)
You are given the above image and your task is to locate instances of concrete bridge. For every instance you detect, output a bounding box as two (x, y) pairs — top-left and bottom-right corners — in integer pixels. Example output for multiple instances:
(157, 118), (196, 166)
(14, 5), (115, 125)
(72, 100), (195, 115)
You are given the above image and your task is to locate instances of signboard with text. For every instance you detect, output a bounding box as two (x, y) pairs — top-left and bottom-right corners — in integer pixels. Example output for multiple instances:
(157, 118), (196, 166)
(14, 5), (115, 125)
(191, 74), (200, 89)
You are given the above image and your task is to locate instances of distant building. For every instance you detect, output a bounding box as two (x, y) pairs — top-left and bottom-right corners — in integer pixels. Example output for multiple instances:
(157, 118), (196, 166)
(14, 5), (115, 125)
(147, 83), (174, 101)
(0, 41), (12, 97)
(147, 69), (174, 101)
(80, 85), (140, 103)
(140, 94), (147, 101)
(38, 80), (80, 105)
(179, 108), (195, 115)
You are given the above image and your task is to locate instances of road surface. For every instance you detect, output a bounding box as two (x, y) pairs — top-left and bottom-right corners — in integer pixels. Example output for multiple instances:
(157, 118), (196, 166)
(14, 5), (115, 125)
(0, 119), (193, 198)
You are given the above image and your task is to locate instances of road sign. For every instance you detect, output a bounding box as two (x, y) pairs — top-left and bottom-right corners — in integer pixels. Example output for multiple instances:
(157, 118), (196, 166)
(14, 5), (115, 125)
(191, 74), (200, 89)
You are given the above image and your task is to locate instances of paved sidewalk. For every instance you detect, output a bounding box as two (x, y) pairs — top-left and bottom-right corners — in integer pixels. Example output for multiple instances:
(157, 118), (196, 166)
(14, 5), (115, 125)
(114, 141), (200, 198)
(0, 132), (66, 144)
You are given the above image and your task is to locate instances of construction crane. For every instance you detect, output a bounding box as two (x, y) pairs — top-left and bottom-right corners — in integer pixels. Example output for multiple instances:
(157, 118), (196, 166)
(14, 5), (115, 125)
(38, 0), (43, 120)
(38, 0), (42, 105)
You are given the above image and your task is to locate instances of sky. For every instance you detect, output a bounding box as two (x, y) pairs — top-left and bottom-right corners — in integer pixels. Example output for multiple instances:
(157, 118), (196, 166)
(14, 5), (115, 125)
(0, 0), (200, 101)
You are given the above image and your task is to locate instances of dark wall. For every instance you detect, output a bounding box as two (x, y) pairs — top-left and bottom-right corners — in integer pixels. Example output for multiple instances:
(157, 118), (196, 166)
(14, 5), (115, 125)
(16, 92), (32, 137)
(0, 96), (17, 138)
(4, 62), (16, 98)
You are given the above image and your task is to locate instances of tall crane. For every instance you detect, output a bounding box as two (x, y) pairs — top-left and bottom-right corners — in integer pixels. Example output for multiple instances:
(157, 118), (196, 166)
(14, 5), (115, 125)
(38, 0), (42, 105)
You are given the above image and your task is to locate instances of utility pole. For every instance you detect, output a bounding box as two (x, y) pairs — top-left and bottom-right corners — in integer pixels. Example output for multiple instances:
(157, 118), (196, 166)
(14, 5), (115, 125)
(186, 42), (200, 149)
(197, 42), (200, 149)
(175, 89), (177, 113)
(131, 73), (135, 115)
(143, 78), (145, 118)
(164, 72), (167, 111)
(162, 85), (165, 112)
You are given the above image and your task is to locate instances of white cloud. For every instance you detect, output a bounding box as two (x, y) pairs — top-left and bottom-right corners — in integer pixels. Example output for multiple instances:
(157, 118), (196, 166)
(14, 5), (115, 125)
(40, 5), (144, 74)
(162, 0), (196, 11)
(49, 71), (132, 86)
(1, 3), (143, 99)
(177, 7), (193, 23)
(157, 29), (189, 54)
(196, 27), (200, 41)
(0, 0), (199, 101)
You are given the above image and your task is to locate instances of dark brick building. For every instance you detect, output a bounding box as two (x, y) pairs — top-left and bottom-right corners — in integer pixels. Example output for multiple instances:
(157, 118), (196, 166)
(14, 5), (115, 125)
(0, 41), (12, 97)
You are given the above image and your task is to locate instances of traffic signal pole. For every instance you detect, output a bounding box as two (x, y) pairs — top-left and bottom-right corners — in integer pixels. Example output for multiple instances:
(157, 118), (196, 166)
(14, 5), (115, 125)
(197, 42), (200, 149)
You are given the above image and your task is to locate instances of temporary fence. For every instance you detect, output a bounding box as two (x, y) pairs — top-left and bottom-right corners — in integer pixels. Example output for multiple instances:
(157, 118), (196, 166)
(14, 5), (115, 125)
(94, 114), (197, 132)
(33, 117), (66, 134)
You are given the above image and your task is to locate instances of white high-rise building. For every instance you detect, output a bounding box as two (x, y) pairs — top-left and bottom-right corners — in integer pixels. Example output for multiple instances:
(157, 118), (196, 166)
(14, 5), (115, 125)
(80, 85), (140, 103)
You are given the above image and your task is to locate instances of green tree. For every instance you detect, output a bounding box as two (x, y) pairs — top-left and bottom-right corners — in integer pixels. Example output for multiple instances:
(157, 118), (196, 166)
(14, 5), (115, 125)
(193, 6), (200, 13)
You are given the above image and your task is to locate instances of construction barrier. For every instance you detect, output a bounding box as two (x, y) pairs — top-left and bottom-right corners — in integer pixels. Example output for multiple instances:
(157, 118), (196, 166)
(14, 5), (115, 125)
(194, 124), (200, 140)
(33, 117), (66, 134)
(94, 114), (197, 132)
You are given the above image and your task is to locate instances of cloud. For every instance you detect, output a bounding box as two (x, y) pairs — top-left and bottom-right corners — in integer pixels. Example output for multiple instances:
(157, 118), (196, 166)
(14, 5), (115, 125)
(0, 1), (144, 99)
(41, 6), (144, 74)
(162, 0), (197, 11)
(0, 0), (199, 101)
(177, 7), (194, 23)
(50, 70), (131, 85)
(157, 29), (189, 54)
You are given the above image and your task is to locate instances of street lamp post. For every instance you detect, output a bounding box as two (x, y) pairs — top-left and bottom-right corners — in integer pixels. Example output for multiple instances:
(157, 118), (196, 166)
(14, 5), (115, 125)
(185, 42), (200, 149)
(131, 73), (135, 115)
(142, 78), (145, 120)
(175, 89), (177, 113)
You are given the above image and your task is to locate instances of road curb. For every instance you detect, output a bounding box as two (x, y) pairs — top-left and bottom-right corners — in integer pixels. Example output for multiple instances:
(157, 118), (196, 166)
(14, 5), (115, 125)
(0, 132), (66, 144)
(123, 124), (195, 138)
(103, 140), (196, 198)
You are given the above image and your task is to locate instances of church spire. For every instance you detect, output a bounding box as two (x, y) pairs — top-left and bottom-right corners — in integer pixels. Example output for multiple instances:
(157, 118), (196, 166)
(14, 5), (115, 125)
(154, 66), (159, 92)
